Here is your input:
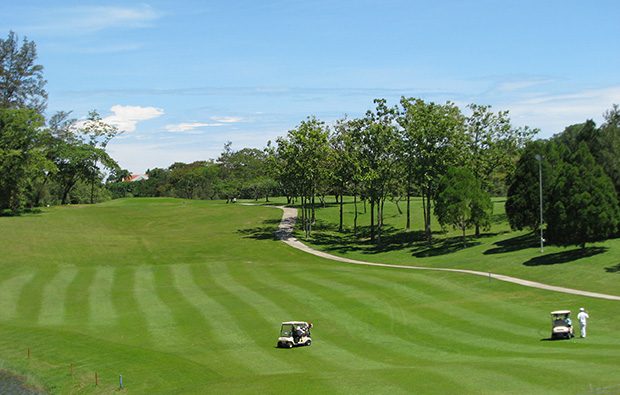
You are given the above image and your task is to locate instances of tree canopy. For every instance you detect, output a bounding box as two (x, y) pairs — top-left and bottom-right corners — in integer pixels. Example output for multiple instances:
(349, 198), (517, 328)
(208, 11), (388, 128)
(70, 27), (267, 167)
(0, 31), (47, 114)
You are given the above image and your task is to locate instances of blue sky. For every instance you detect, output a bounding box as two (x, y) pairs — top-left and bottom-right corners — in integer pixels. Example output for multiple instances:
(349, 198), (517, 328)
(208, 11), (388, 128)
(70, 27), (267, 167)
(3, 1), (619, 173)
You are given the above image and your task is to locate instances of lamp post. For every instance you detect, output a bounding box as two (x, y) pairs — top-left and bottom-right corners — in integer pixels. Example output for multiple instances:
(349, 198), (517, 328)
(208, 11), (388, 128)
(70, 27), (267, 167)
(534, 154), (544, 252)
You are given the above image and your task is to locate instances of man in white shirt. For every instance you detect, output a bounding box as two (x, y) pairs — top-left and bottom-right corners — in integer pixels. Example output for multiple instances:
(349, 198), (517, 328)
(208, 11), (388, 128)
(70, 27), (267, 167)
(577, 308), (589, 338)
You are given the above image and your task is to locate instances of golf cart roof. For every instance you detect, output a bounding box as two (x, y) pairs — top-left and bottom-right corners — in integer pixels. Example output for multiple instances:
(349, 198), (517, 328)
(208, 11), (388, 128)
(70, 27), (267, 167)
(281, 321), (309, 326)
(551, 310), (571, 315)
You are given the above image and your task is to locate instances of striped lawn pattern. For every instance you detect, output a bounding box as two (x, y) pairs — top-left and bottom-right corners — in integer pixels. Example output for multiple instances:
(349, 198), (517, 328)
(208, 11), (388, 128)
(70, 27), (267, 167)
(1, 260), (619, 394)
(0, 200), (619, 394)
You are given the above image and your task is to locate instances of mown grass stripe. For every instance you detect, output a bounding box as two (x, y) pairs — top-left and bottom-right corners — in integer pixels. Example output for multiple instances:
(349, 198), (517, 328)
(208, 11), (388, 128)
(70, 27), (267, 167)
(64, 268), (95, 326)
(38, 267), (78, 326)
(235, 262), (428, 379)
(191, 262), (301, 375)
(0, 272), (36, 322)
(217, 262), (366, 376)
(133, 265), (179, 350)
(17, 268), (54, 323)
(299, 267), (549, 359)
(250, 265), (410, 369)
(88, 266), (118, 328)
(319, 268), (538, 348)
(168, 264), (256, 374)
(109, 267), (152, 345)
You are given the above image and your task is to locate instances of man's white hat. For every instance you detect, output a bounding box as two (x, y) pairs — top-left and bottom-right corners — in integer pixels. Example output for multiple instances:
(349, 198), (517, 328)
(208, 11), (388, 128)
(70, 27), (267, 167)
(580, 307), (585, 311)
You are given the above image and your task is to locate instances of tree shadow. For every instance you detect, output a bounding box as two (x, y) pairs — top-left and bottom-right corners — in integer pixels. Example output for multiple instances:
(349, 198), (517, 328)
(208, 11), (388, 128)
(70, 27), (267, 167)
(236, 219), (282, 241)
(484, 233), (538, 255)
(411, 236), (482, 257)
(605, 263), (620, 273)
(523, 247), (608, 266)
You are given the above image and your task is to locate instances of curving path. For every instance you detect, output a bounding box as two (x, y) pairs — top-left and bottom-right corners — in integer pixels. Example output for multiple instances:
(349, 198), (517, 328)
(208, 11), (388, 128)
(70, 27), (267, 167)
(265, 205), (620, 302)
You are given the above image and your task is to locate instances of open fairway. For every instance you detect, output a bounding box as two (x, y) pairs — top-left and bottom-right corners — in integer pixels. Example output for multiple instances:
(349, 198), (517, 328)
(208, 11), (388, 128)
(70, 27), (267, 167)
(1, 198), (619, 394)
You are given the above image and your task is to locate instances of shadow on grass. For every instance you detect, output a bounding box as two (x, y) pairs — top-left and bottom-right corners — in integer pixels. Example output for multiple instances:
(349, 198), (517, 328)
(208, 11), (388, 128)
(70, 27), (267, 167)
(411, 236), (483, 258)
(605, 263), (620, 273)
(523, 247), (607, 266)
(484, 233), (538, 255)
(237, 219), (282, 241)
(238, 213), (506, 258)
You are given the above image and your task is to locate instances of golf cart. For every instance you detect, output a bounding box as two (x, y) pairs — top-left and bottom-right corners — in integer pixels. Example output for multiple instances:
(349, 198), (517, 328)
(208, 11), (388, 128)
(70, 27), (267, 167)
(277, 321), (312, 348)
(551, 310), (574, 339)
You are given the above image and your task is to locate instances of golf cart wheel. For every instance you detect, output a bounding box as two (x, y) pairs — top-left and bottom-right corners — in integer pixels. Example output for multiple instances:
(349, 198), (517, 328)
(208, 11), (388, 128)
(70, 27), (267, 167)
(287, 342), (293, 348)
(305, 339), (311, 346)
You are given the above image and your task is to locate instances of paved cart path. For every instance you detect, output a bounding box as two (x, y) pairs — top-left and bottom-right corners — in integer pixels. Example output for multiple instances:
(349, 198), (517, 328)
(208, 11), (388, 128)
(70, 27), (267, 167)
(263, 204), (620, 301)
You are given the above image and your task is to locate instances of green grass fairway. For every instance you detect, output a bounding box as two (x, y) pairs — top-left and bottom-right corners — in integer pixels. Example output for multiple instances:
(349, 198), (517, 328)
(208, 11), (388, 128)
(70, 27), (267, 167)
(1, 198), (619, 394)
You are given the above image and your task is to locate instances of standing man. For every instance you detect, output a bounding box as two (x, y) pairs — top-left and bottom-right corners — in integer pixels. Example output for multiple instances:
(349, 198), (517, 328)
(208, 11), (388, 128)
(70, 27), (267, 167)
(577, 307), (589, 338)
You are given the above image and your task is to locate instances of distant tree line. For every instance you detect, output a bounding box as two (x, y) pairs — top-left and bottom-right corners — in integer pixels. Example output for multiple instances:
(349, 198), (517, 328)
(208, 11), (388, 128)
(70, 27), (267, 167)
(108, 143), (278, 203)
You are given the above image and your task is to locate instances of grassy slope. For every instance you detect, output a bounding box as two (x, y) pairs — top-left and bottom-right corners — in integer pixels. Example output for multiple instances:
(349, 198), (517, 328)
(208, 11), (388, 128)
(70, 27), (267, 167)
(0, 198), (618, 394)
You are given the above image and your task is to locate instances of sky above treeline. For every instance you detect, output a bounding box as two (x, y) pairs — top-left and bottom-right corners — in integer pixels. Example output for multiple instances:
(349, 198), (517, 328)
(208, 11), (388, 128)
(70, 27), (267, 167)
(3, 1), (619, 173)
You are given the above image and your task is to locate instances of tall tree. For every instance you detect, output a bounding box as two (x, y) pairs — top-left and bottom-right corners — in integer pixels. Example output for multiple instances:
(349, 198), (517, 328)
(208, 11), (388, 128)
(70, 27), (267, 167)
(0, 31), (47, 114)
(398, 97), (465, 243)
(464, 104), (537, 235)
(79, 110), (122, 203)
(332, 116), (361, 232)
(273, 116), (331, 238)
(349, 99), (399, 246)
(546, 142), (620, 248)
(464, 104), (537, 191)
(505, 140), (565, 233)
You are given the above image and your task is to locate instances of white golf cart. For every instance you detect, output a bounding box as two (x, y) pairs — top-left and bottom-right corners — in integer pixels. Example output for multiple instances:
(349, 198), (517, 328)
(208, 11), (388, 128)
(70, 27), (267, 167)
(551, 310), (574, 339)
(277, 321), (312, 348)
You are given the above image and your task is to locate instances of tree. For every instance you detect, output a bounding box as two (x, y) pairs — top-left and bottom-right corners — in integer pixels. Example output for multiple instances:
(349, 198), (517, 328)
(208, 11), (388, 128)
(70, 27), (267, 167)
(464, 104), (537, 192)
(273, 116), (331, 238)
(545, 142), (620, 248)
(0, 108), (48, 212)
(505, 140), (565, 232)
(349, 99), (399, 246)
(79, 110), (122, 203)
(45, 110), (119, 205)
(0, 31), (47, 114)
(398, 97), (465, 243)
(51, 142), (103, 205)
(217, 143), (271, 201)
(434, 167), (492, 247)
(332, 116), (362, 232)
(589, 105), (620, 198)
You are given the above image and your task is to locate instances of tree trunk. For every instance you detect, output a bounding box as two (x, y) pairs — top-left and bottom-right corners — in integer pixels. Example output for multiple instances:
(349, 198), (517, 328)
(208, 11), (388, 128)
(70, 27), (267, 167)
(354, 193), (358, 235)
(339, 192), (344, 232)
(406, 193), (411, 231)
(377, 199), (384, 247)
(423, 186), (432, 243)
(370, 198), (375, 242)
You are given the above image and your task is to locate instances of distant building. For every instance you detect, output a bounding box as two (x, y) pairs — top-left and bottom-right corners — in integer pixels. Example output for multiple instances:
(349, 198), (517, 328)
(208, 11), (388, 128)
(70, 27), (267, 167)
(122, 174), (149, 182)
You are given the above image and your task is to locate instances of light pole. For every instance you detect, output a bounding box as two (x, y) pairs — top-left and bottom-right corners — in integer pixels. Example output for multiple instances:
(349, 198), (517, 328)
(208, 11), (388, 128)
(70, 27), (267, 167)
(534, 154), (544, 252)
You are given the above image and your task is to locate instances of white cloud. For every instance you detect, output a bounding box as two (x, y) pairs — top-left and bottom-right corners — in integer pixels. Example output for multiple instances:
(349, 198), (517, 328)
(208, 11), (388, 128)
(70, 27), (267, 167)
(164, 122), (223, 133)
(27, 4), (160, 35)
(211, 116), (245, 123)
(103, 105), (165, 132)
(503, 85), (620, 137)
